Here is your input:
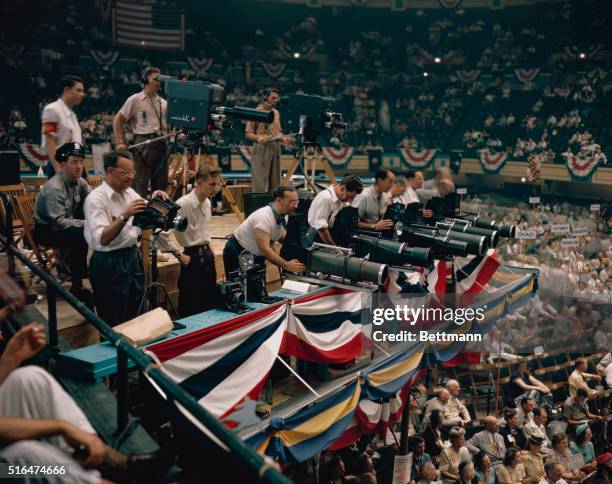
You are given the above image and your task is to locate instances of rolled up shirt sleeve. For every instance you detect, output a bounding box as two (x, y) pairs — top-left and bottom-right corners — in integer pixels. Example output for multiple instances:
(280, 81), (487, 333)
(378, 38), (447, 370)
(308, 196), (332, 230)
(84, 192), (109, 248)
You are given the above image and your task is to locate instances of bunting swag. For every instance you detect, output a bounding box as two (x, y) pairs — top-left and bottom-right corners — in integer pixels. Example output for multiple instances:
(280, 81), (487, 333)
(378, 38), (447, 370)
(186, 57), (214, 74)
(399, 148), (437, 169)
(261, 63), (286, 78)
(238, 145), (253, 167)
(455, 249), (501, 305)
(0, 44), (25, 63)
(438, 0), (462, 7)
(18, 143), (49, 170)
(426, 260), (448, 299)
(322, 146), (354, 168)
(479, 149), (508, 174)
(278, 41), (317, 60)
(456, 70), (481, 83)
(565, 154), (600, 180)
(514, 68), (540, 83)
(90, 50), (120, 67)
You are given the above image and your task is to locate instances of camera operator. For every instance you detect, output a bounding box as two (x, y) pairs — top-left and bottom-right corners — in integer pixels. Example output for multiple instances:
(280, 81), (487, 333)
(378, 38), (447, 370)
(307, 175), (363, 246)
(244, 89), (293, 193)
(113, 67), (168, 197)
(354, 167), (396, 231)
(387, 175), (409, 205)
(223, 185), (305, 285)
(418, 167), (454, 203)
(33, 142), (91, 302)
(84, 150), (169, 326)
(159, 165), (221, 318)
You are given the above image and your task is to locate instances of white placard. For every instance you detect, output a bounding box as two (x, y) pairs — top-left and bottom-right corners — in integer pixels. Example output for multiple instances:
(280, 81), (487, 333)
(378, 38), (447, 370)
(590, 204), (600, 211)
(456, 188), (468, 195)
(572, 227), (588, 236)
(281, 280), (311, 295)
(534, 346), (544, 355)
(561, 238), (580, 247)
(551, 224), (570, 234)
(516, 230), (537, 239)
(392, 454), (412, 484)
(529, 197), (541, 204)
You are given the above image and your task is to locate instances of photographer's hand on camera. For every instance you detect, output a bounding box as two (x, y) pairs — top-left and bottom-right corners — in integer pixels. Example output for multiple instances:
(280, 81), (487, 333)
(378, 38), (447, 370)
(422, 209), (434, 218)
(151, 190), (170, 200)
(374, 219), (394, 230)
(122, 199), (148, 219)
(284, 259), (305, 274)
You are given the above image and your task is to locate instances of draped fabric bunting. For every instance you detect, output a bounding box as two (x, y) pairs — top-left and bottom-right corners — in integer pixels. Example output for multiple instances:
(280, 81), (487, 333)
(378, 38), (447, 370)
(478, 149), (508, 174)
(514, 68), (540, 83)
(145, 288), (369, 418)
(565, 154), (600, 180)
(0, 44), (25, 63)
(560, 44), (609, 62)
(438, 0), (462, 7)
(322, 146), (354, 168)
(186, 57), (214, 74)
(399, 148), (437, 169)
(238, 145), (253, 167)
(90, 50), (120, 67)
(261, 63), (286, 78)
(18, 143), (49, 170)
(456, 70), (481, 83)
(426, 260), (449, 299)
(455, 249), (501, 305)
(278, 40), (317, 59)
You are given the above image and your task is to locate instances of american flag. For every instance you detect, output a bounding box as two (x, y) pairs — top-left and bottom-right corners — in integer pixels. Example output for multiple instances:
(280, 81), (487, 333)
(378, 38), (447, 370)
(112, 1), (185, 51)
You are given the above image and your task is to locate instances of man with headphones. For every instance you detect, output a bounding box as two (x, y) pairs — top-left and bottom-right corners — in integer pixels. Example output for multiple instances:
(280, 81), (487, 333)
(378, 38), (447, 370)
(33, 142), (92, 302)
(244, 88), (293, 192)
(113, 66), (168, 197)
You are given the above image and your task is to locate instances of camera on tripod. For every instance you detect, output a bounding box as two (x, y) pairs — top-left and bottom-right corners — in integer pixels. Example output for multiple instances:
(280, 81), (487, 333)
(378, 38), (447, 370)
(281, 93), (348, 143)
(219, 271), (250, 314)
(156, 75), (273, 132)
(132, 197), (188, 232)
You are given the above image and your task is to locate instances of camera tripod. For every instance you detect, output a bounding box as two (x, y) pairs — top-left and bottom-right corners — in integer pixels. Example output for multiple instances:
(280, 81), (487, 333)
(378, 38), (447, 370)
(282, 141), (336, 192)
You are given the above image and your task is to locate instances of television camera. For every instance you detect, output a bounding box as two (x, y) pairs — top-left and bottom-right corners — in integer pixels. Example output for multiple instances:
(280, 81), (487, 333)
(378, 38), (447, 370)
(281, 93), (348, 144)
(132, 197), (188, 232)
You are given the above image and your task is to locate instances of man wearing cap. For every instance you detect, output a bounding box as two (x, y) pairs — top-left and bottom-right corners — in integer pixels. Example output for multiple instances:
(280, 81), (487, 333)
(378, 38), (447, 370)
(34, 142), (91, 300)
(439, 427), (472, 484)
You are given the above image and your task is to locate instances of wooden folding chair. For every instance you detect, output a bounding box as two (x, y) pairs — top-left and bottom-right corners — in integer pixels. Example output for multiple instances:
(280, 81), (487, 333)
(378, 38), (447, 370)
(13, 193), (68, 274)
(0, 183), (26, 240)
(88, 176), (104, 188)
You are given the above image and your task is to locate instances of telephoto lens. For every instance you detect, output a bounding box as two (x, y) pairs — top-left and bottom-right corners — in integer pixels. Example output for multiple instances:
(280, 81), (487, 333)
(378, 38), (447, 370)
(402, 228), (470, 257)
(440, 222), (499, 248)
(354, 235), (433, 268)
(435, 224), (489, 255)
(305, 247), (388, 285)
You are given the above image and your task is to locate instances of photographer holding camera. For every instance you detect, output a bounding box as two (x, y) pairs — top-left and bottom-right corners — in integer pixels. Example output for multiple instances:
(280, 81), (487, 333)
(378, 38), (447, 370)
(159, 165), (221, 317)
(84, 150), (169, 326)
(354, 167), (396, 231)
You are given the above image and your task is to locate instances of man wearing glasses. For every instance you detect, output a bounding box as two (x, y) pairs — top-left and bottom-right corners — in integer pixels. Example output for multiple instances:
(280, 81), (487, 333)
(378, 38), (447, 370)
(84, 150), (168, 326)
(223, 185), (304, 298)
(34, 142), (92, 302)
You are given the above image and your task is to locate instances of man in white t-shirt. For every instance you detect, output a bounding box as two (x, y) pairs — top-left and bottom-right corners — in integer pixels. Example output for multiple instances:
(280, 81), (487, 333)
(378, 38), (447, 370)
(223, 185), (305, 297)
(41, 75), (85, 177)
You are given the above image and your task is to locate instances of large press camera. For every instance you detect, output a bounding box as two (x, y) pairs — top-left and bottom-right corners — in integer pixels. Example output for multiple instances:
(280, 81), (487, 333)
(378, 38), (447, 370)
(281, 93), (348, 143)
(132, 197), (188, 232)
(156, 75), (273, 131)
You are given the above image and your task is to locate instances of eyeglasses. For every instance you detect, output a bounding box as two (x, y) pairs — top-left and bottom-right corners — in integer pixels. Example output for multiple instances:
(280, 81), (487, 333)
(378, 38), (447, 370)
(287, 199), (299, 206)
(113, 167), (136, 176)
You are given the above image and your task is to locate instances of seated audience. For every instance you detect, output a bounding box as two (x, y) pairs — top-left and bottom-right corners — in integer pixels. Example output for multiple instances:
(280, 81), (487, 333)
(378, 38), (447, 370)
(466, 416), (506, 465)
(473, 452), (495, 484)
(496, 447), (527, 484)
(439, 427), (472, 484)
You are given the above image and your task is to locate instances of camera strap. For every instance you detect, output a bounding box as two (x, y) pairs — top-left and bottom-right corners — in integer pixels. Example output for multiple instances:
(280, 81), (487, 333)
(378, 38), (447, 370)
(145, 95), (163, 133)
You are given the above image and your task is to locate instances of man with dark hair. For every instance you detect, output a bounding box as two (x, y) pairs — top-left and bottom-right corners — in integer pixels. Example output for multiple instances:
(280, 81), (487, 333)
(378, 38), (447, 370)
(355, 167), (395, 231)
(244, 88), (293, 192)
(223, 185), (304, 295)
(113, 66), (168, 197)
(160, 165), (222, 317)
(563, 388), (604, 432)
(33, 142), (91, 301)
(307, 175), (363, 245)
(41, 75), (85, 177)
(84, 150), (168, 326)
(404, 170), (424, 204)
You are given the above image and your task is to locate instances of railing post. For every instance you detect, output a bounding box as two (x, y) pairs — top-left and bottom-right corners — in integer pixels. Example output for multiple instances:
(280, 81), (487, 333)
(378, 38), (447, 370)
(46, 285), (58, 350)
(117, 349), (129, 433)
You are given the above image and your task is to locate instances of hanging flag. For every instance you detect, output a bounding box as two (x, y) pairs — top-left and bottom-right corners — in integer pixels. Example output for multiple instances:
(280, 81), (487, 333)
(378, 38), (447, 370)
(478, 149), (508, 174)
(455, 249), (501, 305)
(186, 57), (214, 74)
(90, 50), (120, 67)
(565, 154), (600, 180)
(322, 146), (354, 168)
(514, 68), (540, 83)
(456, 70), (481, 83)
(399, 148), (437, 169)
(112, 1), (185, 51)
(238, 145), (253, 167)
(261, 63), (286, 79)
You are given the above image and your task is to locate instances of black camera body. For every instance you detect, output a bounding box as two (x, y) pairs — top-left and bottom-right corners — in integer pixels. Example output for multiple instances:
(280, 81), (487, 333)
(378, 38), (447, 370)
(281, 93), (348, 143)
(219, 271), (249, 314)
(132, 197), (188, 232)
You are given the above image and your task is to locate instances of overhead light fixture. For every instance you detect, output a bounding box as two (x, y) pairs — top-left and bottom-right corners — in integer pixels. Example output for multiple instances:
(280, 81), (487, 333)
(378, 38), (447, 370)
(423, 71), (429, 77)
(579, 52), (586, 59)
(434, 56), (441, 63)
(293, 52), (301, 59)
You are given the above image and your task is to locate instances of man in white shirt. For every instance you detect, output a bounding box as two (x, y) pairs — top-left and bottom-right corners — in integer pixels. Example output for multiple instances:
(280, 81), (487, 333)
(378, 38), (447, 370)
(84, 150), (168, 326)
(307, 175), (362, 245)
(386, 176), (409, 205)
(355, 167), (395, 231)
(223, 185), (305, 298)
(404, 170), (425, 204)
(445, 380), (471, 426)
(523, 407), (552, 453)
(160, 165), (221, 317)
(41, 75), (85, 177)
(113, 67), (168, 197)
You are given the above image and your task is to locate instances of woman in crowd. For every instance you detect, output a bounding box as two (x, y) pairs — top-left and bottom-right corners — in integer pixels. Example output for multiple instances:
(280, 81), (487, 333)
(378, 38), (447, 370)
(455, 461), (476, 484)
(473, 452), (495, 484)
(546, 433), (586, 482)
(569, 424), (596, 470)
(496, 447), (526, 484)
(521, 437), (546, 482)
(499, 409), (525, 449)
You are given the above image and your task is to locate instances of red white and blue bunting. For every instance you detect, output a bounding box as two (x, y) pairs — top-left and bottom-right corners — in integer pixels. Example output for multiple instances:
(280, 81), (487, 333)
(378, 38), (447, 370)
(565, 154), (600, 180)
(478, 149), (508, 174)
(90, 50), (120, 68)
(514, 68), (540, 84)
(399, 148), (437, 169)
(18, 143), (49, 170)
(438, 0), (462, 7)
(186, 57), (214, 74)
(238, 145), (253, 167)
(0, 44), (25, 63)
(456, 70), (481, 83)
(278, 41), (317, 60)
(261, 63), (286, 79)
(322, 146), (354, 168)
